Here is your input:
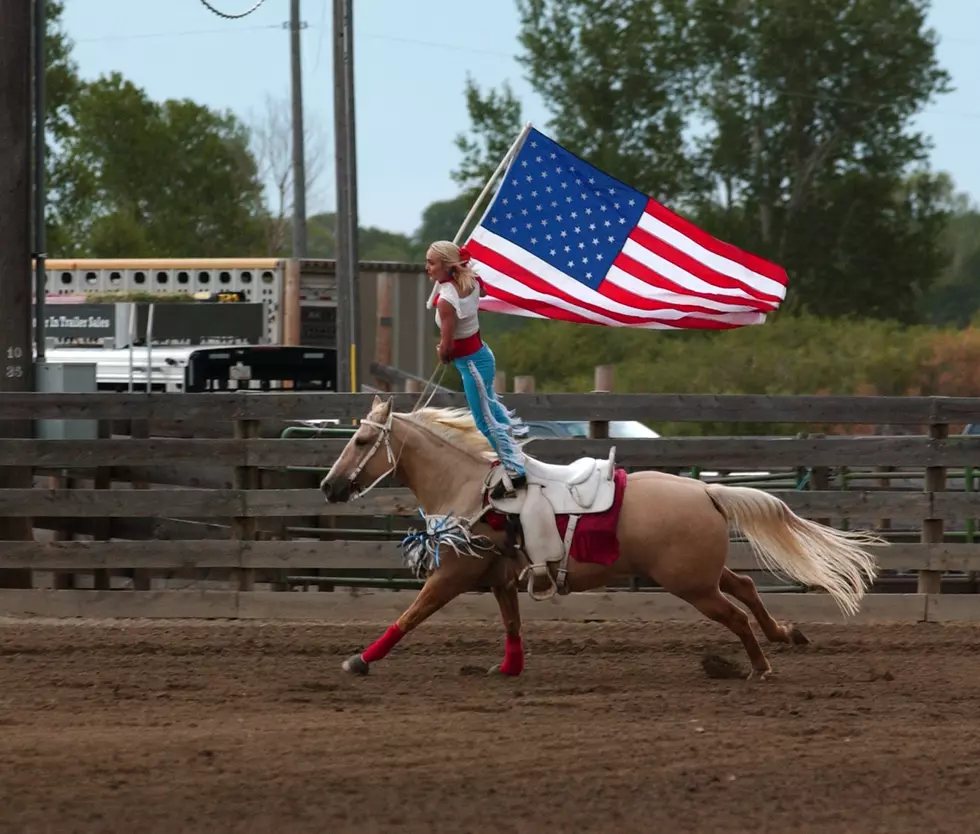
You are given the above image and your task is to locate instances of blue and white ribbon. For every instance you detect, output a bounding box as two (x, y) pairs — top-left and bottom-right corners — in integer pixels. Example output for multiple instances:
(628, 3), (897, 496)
(400, 509), (494, 580)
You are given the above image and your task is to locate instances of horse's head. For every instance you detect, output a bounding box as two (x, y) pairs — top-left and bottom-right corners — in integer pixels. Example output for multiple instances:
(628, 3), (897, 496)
(320, 395), (396, 503)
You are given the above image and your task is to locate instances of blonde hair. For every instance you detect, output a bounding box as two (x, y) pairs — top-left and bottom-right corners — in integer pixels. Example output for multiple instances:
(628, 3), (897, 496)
(428, 240), (478, 296)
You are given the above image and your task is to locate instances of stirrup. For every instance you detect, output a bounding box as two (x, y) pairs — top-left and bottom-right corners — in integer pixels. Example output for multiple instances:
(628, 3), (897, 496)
(519, 564), (557, 601)
(491, 471), (526, 501)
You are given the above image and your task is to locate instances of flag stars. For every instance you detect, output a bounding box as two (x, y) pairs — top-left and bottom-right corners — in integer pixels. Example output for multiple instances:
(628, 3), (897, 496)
(604, 220), (611, 227)
(521, 160), (528, 167)
(531, 237), (537, 244)
(585, 272), (592, 280)
(578, 242), (585, 249)
(506, 212), (513, 220)
(570, 212), (578, 219)
(574, 226), (581, 234)
(628, 198), (636, 206)
(521, 208), (528, 216)
(546, 186), (554, 194)
(592, 238), (599, 245)
(564, 245), (571, 252)
(550, 248), (556, 256)
(526, 175), (533, 182)
(589, 223), (597, 231)
(585, 208), (593, 215)
(545, 233), (552, 241)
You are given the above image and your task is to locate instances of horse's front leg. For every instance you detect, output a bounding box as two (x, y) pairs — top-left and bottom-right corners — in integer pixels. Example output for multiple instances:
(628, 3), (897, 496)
(342, 556), (487, 676)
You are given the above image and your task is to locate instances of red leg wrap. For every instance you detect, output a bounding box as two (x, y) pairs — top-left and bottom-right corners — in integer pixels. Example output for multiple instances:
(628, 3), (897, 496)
(361, 623), (406, 664)
(499, 633), (524, 676)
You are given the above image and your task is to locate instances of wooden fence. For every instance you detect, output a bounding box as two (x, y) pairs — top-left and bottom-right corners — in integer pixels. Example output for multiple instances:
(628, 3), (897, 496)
(3, 389), (980, 622)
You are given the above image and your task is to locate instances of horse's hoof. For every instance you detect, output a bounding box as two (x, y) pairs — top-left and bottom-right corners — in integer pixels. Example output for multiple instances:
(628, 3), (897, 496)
(342, 655), (370, 676)
(487, 663), (522, 677)
(747, 668), (772, 681)
(789, 626), (811, 646)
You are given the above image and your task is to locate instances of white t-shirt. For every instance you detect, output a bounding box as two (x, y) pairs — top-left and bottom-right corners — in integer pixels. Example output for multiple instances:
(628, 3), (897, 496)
(435, 281), (480, 338)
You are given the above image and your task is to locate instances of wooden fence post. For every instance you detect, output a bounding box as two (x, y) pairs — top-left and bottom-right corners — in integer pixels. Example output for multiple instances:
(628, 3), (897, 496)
(374, 272), (394, 392)
(514, 375), (535, 394)
(590, 365), (613, 440)
(404, 379), (423, 394)
(233, 418), (260, 592)
(494, 370), (507, 394)
(919, 421), (947, 595)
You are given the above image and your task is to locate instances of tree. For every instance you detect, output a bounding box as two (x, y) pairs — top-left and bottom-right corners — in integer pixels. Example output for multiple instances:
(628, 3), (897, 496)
(43, 1), (84, 255)
(457, 0), (954, 323)
(411, 194), (473, 257)
(51, 72), (266, 257)
(247, 91), (330, 256)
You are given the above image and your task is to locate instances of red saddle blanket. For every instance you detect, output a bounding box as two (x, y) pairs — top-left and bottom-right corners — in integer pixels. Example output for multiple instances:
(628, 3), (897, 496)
(485, 467), (628, 566)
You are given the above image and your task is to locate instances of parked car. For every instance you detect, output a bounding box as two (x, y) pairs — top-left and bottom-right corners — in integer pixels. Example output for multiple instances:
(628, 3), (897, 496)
(522, 419), (660, 438)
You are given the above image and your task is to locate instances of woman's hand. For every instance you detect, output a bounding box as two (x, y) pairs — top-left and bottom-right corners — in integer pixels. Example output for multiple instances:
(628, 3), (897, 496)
(437, 344), (451, 364)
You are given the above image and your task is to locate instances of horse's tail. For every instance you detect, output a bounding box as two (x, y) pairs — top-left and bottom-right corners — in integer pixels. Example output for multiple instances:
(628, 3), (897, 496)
(705, 484), (886, 617)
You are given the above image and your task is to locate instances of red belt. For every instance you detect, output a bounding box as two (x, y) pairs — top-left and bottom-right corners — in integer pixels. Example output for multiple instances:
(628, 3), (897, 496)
(450, 331), (482, 360)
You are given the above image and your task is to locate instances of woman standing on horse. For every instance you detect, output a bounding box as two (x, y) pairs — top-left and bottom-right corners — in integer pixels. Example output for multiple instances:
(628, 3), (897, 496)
(426, 240), (527, 497)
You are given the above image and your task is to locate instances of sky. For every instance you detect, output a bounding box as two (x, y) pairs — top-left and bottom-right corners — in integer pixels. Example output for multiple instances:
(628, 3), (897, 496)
(62, 0), (980, 238)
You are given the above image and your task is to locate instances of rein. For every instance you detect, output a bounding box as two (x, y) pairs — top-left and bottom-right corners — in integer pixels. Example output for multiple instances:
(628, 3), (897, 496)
(345, 363), (447, 502)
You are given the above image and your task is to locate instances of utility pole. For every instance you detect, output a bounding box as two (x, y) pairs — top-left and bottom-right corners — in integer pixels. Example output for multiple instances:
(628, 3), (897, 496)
(332, 0), (358, 391)
(0, 0), (38, 588)
(289, 0), (307, 258)
(342, 0), (359, 390)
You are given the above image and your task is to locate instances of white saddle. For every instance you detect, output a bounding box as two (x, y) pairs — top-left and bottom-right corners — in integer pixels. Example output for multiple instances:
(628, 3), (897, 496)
(484, 447), (618, 602)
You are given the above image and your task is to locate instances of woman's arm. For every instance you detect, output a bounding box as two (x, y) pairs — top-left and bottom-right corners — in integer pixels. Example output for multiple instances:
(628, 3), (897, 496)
(436, 299), (457, 363)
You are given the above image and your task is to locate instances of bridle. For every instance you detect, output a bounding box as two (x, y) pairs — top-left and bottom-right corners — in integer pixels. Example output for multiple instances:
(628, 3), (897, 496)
(345, 406), (397, 501)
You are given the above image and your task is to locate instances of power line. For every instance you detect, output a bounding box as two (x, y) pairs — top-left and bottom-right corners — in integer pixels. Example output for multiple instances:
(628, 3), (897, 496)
(73, 23), (285, 43)
(197, 0), (271, 20)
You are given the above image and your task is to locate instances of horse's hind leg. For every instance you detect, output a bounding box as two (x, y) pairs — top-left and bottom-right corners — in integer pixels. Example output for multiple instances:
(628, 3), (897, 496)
(681, 587), (773, 680)
(720, 567), (810, 646)
(489, 578), (524, 677)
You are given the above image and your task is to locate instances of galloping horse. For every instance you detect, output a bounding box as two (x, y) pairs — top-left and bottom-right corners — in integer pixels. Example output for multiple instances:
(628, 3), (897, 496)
(320, 395), (885, 680)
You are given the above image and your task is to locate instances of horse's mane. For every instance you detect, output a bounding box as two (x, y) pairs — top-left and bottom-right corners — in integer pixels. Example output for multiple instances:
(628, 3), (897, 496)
(398, 406), (498, 461)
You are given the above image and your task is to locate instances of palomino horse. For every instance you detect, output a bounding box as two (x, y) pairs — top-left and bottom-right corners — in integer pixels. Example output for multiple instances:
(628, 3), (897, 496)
(320, 396), (885, 680)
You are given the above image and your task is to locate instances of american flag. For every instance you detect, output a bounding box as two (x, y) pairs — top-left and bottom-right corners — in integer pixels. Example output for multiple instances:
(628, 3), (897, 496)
(464, 127), (788, 330)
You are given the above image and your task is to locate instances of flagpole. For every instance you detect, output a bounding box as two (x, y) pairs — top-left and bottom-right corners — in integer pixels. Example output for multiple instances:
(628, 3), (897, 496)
(425, 121), (533, 309)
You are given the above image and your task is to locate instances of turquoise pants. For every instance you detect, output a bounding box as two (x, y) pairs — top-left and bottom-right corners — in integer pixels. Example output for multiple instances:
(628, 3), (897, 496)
(452, 343), (526, 476)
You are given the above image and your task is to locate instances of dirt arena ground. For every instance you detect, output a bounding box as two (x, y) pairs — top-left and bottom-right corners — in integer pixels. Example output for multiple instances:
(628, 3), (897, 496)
(2, 615), (979, 834)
